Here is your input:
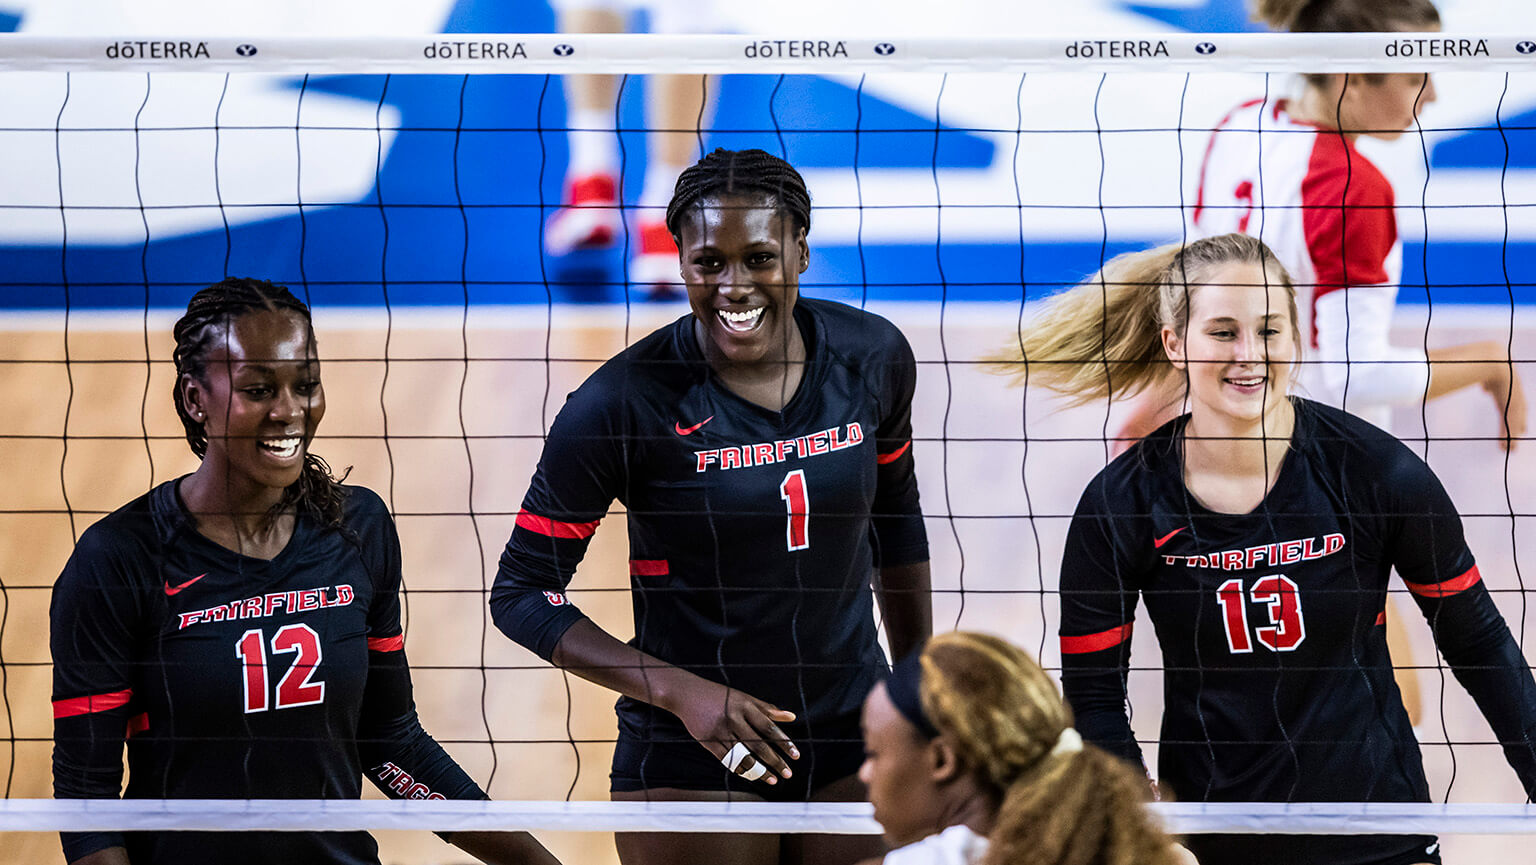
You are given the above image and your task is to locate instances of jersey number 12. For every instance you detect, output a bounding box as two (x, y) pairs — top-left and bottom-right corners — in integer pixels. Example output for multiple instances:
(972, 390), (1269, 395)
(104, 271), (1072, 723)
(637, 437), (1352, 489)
(236, 624), (326, 713)
(1216, 575), (1306, 653)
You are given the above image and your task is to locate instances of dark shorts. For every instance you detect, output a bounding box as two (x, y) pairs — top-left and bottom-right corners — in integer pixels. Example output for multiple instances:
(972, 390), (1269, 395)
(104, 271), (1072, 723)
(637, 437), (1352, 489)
(1185, 833), (1441, 865)
(610, 703), (865, 803)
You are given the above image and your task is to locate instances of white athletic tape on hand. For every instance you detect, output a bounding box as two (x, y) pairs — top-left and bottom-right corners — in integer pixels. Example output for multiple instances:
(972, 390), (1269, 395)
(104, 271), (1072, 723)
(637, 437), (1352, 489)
(721, 743), (769, 781)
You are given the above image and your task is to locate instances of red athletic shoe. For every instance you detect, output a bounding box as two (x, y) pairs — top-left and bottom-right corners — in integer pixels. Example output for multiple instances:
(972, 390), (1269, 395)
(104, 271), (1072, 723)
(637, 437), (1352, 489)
(545, 174), (621, 255)
(630, 220), (681, 297)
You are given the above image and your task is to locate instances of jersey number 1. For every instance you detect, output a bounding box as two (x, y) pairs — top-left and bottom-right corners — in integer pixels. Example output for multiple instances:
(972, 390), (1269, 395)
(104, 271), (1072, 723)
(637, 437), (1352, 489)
(1216, 575), (1306, 653)
(780, 469), (810, 551)
(236, 623), (326, 713)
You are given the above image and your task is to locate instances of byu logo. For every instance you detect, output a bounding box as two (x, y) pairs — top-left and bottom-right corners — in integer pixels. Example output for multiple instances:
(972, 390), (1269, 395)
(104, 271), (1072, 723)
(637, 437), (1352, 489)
(1195, 42), (1217, 55)
(874, 43), (896, 56)
(236, 44), (258, 57)
(553, 43), (574, 57)
(1517, 41), (1536, 55)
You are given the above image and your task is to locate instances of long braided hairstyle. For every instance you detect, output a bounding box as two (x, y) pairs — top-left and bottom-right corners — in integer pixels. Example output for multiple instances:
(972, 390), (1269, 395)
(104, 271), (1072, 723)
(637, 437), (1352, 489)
(665, 148), (812, 239)
(172, 277), (348, 530)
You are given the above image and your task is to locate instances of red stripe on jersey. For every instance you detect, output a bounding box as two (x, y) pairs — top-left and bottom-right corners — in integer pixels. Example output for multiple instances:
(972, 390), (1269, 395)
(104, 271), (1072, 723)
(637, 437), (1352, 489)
(53, 689), (132, 719)
(126, 712), (150, 737)
(1404, 565), (1483, 599)
(630, 559), (669, 577)
(876, 441), (912, 465)
(516, 511), (600, 539)
(1193, 97), (1265, 227)
(1300, 131), (1396, 348)
(1375, 610), (1386, 626)
(368, 634), (405, 652)
(1060, 623), (1133, 655)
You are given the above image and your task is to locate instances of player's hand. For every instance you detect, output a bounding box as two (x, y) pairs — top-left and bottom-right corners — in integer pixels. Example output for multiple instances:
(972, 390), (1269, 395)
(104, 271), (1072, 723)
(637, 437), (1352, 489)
(1483, 363), (1527, 451)
(671, 680), (799, 784)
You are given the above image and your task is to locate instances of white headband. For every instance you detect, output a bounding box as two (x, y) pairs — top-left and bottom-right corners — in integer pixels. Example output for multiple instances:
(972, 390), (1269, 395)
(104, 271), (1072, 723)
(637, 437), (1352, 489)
(1050, 727), (1084, 758)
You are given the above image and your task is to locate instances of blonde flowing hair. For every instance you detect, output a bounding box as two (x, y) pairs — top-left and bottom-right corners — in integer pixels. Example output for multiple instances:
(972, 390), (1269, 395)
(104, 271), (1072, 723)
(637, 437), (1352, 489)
(988, 233), (1298, 405)
(918, 632), (1185, 865)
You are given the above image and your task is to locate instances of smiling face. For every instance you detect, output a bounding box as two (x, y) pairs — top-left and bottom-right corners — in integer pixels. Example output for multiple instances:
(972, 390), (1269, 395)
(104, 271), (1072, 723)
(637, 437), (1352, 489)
(859, 682), (944, 849)
(677, 192), (808, 372)
(1162, 261), (1297, 430)
(181, 308), (325, 503)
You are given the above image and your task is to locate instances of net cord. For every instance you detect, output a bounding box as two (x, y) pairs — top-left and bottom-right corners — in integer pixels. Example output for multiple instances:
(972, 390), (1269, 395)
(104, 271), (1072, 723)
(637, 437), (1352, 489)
(5, 800), (1536, 835)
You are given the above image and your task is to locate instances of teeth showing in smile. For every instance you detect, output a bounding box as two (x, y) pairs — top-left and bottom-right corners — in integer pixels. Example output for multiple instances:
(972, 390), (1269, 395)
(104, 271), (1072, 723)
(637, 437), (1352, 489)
(261, 437), (302, 459)
(718, 307), (764, 333)
(1228, 377), (1265, 388)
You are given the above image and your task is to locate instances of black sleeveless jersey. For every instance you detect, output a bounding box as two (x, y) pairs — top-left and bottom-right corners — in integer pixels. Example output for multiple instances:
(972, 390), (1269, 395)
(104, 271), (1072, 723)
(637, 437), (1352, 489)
(1060, 399), (1536, 865)
(52, 482), (485, 865)
(491, 297), (928, 731)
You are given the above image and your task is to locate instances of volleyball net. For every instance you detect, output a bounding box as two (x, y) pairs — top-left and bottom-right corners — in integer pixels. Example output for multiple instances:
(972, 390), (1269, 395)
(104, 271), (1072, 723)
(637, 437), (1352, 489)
(2, 31), (1535, 863)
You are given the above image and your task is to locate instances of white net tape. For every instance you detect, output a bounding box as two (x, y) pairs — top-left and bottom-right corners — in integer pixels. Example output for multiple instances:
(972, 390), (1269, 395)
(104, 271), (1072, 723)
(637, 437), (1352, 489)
(0, 32), (1532, 74)
(3, 800), (1536, 835)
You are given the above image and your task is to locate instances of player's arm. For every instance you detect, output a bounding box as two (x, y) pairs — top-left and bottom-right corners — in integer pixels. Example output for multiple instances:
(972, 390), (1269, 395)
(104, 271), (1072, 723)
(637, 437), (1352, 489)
(351, 495), (560, 864)
(1057, 480), (1145, 770)
(489, 380), (799, 782)
(1389, 453), (1536, 797)
(871, 324), (932, 662)
(50, 531), (143, 864)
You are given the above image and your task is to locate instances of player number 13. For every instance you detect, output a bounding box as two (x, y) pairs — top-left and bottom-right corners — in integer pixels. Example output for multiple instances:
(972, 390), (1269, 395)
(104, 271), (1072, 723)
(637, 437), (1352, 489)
(1216, 574), (1306, 653)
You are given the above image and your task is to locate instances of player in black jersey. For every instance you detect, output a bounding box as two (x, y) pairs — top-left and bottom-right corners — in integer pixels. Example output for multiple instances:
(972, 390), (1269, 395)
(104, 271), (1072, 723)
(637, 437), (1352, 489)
(51, 279), (559, 865)
(992, 234), (1536, 865)
(492, 149), (932, 865)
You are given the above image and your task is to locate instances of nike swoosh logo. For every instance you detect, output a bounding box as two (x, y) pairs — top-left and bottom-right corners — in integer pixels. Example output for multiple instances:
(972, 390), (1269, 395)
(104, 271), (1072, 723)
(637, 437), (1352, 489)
(164, 573), (206, 596)
(1153, 527), (1186, 549)
(675, 416), (714, 436)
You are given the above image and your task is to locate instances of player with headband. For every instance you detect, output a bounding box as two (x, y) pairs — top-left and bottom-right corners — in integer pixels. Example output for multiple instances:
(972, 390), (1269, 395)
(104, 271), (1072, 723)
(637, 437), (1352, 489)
(858, 632), (1188, 865)
(493, 148), (932, 865)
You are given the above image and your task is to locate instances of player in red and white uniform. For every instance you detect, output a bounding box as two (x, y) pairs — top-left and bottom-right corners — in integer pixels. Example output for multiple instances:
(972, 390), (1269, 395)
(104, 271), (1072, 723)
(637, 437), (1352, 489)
(1127, 0), (1526, 443)
(51, 279), (559, 865)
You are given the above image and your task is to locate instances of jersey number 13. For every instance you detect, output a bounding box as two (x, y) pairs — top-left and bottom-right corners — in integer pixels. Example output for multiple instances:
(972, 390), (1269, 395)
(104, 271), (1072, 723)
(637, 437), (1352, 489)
(1216, 575), (1306, 653)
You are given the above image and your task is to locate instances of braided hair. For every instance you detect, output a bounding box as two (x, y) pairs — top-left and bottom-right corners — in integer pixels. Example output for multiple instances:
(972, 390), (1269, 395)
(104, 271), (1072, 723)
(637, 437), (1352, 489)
(664, 148), (812, 239)
(172, 277), (348, 530)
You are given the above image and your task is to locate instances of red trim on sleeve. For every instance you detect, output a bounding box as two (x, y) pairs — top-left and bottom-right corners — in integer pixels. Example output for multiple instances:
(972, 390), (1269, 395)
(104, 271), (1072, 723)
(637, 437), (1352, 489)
(1301, 135), (1396, 294)
(368, 634), (405, 652)
(630, 559), (669, 577)
(516, 511), (601, 540)
(876, 441), (912, 465)
(53, 689), (132, 719)
(1374, 610), (1386, 626)
(126, 712), (150, 737)
(1060, 623), (1134, 655)
(1404, 565), (1483, 599)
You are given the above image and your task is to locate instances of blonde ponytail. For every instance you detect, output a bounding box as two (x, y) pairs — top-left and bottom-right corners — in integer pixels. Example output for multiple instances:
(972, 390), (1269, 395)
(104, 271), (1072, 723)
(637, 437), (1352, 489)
(987, 233), (1297, 405)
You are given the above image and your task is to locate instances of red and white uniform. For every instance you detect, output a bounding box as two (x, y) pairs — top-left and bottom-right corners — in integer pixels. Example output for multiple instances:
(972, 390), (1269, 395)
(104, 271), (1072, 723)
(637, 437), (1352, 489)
(1192, 98), (1429, 427)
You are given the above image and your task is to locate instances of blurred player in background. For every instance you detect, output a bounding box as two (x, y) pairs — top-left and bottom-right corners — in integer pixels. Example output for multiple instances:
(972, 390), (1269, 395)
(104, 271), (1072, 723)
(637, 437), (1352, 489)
(995, 233), (1536, 865)
(494, 148), (932, 865)
(51, 279), (560, 865)
(1119, 0), (1530, 726)
(545, 0), (719, 296)
(857, 632), (1187, 865)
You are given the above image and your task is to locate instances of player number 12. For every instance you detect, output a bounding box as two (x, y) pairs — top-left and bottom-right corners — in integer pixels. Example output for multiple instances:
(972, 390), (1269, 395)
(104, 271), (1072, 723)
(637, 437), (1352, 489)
(235, 623), (326, 713)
